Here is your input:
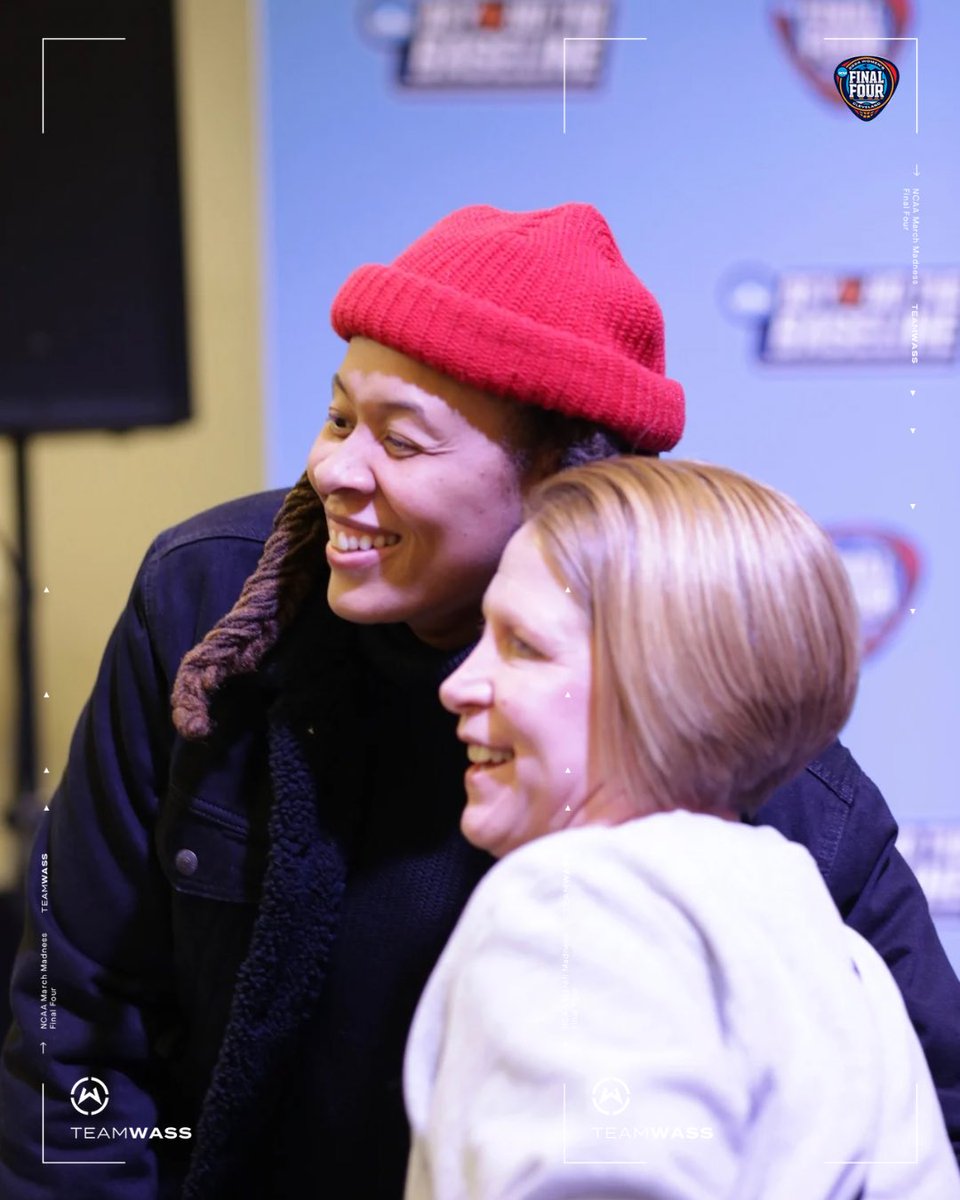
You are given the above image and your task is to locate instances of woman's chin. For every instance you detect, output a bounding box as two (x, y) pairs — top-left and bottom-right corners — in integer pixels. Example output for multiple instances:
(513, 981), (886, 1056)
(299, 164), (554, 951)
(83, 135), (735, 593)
(460, 804), (506, 859)
(326, 577), (407, 625)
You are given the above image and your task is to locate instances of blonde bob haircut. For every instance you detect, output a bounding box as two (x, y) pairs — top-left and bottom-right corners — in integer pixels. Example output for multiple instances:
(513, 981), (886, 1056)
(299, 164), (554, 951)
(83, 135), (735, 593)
(524, 457), (861, 819)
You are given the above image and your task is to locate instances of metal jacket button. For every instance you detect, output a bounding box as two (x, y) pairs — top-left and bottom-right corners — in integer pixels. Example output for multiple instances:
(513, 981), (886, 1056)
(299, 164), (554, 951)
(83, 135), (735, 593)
(174, 849), (199, 877)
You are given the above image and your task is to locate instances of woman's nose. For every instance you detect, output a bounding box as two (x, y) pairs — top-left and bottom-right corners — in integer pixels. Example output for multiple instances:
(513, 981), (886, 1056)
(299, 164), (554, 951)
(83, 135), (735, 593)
(440, 645), (494, 714)
(308, 431), (376, 496)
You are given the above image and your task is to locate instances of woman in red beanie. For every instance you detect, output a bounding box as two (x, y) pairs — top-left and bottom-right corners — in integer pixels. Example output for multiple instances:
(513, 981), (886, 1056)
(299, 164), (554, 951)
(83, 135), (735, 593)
(1, 204), (958, 1200)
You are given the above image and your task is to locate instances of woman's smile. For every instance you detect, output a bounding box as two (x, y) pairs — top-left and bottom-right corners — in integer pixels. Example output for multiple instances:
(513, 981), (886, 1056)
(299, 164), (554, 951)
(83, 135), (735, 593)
(307, 338), (531, 649)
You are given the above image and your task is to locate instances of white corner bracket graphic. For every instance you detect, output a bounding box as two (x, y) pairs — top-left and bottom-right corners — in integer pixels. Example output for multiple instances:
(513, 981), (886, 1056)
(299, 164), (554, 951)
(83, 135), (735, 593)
(41, 1083), (126, 1166)
(823, 38), (919, 134)
(41, 37), (127, 134)
(562, 38), (647, 134)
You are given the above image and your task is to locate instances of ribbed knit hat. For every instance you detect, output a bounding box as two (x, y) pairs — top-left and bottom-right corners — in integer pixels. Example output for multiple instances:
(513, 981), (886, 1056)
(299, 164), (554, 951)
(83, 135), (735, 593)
(330, 203), (684, 451)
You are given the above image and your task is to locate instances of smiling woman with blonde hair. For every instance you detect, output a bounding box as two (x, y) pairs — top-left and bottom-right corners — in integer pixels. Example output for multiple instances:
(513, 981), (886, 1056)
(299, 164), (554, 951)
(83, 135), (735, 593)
(405, 456), (958, 1200)
(529, 456), (861, 821)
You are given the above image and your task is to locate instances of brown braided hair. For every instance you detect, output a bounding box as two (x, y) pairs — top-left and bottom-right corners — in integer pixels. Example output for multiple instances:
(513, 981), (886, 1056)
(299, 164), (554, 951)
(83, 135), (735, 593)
(170, 470), (325, 740)
(170, 408), (649, 741)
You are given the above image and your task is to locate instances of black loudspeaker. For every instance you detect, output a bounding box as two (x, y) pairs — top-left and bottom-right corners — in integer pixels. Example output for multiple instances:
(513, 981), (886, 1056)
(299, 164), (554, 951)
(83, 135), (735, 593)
(0, 0), (190, 433)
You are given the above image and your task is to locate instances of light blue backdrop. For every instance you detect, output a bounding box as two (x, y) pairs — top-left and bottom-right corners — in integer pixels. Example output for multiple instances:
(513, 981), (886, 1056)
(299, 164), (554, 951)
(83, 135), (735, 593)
(256, 0), (959, 961)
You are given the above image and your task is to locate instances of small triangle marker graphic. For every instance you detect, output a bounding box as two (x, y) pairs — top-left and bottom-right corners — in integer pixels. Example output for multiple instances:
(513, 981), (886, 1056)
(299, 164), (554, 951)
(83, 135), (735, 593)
(43, 692), (50, 699)
(909, 389), (916, 396)
(564, 805), (571, 812)
(910, 503), (916, 510)
(43, 587), (50, 594)
(910, 427), (916, 434)
(564, 767), (571, 774)
(43, 767), (49, 775)
(43, 805), (50, 811)
(910, 608), (916, 615)
(564, 691), (571, 699)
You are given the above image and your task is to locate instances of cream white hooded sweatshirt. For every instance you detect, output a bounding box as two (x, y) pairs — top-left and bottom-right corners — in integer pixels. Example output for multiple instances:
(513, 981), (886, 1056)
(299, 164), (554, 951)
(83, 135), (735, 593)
(404, 811), (958, 1200)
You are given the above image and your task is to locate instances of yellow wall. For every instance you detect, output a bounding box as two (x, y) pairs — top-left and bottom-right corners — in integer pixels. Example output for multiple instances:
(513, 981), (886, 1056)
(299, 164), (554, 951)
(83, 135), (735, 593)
(0, 0), (265, 888)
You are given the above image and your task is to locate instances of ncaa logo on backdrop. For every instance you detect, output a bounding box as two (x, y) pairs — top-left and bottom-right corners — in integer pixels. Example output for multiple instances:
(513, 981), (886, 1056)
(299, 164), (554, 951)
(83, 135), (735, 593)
(834, 56), (898, 119)
(827, 528), (920, 659)
(770, 0), (912, 106)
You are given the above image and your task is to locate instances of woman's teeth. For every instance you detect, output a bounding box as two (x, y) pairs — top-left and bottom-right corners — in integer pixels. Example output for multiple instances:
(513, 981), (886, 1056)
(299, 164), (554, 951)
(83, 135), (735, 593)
(467, 744), (515, 766)
(331, 530), (400, 553)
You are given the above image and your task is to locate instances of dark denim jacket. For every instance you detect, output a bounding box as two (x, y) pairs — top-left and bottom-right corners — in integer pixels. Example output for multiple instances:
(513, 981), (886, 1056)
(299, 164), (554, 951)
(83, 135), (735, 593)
(1, 488), (958, 1197)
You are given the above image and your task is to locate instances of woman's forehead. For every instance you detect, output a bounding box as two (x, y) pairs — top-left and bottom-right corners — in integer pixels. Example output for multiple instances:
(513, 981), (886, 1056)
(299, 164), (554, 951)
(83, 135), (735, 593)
(487, 529), (587, 631)
(337, 337), (517, 431)
(341, 338), (474, 398)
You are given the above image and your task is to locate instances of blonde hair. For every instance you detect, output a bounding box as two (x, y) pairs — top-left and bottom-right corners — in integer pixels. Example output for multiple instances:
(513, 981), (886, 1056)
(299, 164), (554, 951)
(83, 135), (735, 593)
(525, 457), (860, 818)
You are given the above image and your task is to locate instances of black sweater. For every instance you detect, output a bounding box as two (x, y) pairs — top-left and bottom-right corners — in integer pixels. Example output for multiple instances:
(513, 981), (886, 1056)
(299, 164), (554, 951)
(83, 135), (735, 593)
(269, 620), (492, 1196)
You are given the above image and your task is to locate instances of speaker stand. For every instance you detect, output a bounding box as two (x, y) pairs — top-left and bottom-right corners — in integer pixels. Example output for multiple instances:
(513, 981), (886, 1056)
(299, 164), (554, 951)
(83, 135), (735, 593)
(5, 431), (40, 878)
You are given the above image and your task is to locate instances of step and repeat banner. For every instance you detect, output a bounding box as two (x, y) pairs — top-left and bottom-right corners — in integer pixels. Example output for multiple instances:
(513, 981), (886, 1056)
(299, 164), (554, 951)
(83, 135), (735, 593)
(258, 0), (959, 961)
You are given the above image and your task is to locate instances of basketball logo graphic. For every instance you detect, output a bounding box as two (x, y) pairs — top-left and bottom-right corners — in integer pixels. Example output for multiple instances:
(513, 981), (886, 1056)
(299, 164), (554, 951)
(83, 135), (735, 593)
(834, 56), (899, 121)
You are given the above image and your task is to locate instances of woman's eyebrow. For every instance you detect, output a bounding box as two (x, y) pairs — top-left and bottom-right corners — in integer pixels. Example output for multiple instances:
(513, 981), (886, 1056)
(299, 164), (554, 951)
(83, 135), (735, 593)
(482, 593), (561, 651)
(331, 372), (442, 434)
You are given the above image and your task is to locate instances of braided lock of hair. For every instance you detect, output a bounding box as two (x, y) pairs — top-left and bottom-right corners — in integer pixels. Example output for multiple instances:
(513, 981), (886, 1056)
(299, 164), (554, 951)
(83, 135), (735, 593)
(170, 471), (325, 741)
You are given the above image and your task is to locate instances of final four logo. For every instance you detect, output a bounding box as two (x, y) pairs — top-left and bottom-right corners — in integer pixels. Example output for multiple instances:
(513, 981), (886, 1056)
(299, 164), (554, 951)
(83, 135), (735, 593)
(834, 56), (899, 121)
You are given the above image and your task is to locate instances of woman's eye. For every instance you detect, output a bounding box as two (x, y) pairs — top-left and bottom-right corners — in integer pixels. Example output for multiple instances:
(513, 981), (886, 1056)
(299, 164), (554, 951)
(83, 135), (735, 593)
(326, 413), (351, 434)
(324, 414), (415, 454)
(506, 631), (539, 657)
(481, 618), (540, 657)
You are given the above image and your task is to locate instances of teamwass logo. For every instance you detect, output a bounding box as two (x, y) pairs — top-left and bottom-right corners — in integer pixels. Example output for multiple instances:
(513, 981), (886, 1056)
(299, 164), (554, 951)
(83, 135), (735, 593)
(70, 1077), (109, 1117)
(68, 1075), (192, 1141)
(588, 1077), (713, 1141)
(834, 56), (899, 120)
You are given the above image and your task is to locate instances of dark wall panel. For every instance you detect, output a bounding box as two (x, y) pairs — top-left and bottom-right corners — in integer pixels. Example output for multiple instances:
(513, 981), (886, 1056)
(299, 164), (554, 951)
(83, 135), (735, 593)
(0, 0), (190, 433)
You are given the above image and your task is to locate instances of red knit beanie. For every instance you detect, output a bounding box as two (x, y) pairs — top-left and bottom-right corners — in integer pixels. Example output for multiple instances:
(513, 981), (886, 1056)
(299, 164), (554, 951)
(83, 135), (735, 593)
(330, 203), (684, 452)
